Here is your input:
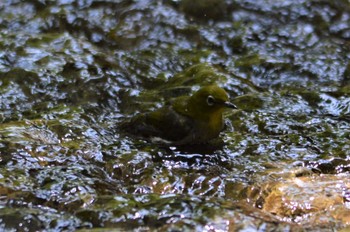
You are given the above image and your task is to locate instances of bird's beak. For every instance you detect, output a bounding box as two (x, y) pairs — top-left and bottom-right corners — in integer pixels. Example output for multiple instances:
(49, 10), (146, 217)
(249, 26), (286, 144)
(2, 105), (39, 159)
(224, 101), (237, 109)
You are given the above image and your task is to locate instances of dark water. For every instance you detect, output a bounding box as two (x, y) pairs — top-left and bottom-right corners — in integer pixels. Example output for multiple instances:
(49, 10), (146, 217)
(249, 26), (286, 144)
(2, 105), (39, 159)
(0, 0), (350, 231)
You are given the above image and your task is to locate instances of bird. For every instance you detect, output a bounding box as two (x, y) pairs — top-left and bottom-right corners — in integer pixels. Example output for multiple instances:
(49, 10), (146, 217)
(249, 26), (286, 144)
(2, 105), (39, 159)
(120, 85), (237, 145)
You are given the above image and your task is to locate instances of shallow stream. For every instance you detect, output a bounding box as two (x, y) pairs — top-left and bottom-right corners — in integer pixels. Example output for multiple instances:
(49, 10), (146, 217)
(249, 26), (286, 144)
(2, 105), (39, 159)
(0, 0), (350, 231)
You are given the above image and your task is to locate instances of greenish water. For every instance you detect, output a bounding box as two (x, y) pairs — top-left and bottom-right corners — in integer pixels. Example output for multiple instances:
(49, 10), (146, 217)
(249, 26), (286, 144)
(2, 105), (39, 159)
(0, 0), (350, 231)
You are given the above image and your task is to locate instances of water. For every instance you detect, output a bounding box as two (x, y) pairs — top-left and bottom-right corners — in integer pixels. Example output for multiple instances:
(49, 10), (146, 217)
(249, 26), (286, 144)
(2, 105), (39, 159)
(0, 0), (349, 231)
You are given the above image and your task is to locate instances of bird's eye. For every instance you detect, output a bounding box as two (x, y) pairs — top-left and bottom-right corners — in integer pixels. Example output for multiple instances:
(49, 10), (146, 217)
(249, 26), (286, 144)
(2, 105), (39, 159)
(207, 95), (215, 106)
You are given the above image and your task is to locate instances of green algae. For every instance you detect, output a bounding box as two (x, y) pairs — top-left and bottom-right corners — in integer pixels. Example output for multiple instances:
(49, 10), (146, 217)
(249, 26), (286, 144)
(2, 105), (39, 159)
(180, 0), (227, 20)
(232, 94), (264, 111)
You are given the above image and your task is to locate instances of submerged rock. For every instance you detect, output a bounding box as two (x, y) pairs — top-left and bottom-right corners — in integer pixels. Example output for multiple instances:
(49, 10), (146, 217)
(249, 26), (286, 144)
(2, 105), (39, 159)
(245, 171), (350, 228)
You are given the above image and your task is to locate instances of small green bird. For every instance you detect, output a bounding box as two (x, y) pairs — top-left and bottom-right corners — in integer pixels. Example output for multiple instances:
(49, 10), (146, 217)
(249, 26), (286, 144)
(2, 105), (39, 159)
(120, 85), (237, 145)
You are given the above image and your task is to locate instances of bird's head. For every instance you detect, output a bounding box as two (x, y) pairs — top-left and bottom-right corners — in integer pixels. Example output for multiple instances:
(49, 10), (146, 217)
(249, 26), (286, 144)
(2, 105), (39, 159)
(187, 85), (236, 119)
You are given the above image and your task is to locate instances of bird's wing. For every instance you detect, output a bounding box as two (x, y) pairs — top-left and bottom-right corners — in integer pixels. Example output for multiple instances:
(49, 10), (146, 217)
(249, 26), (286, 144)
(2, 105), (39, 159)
(144, 106), (194, 142)
(120, 105), (194, 143)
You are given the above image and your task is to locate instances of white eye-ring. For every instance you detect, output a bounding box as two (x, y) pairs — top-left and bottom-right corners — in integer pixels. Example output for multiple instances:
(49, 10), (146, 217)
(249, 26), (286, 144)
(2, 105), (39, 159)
(207, 95), (215, 106)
